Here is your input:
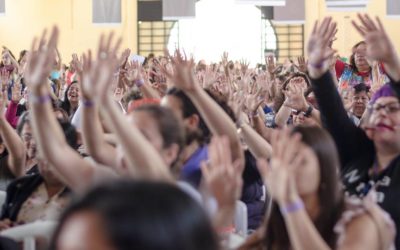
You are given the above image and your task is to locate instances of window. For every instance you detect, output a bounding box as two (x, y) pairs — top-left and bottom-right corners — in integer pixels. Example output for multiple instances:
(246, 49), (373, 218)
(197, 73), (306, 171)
(92, 0), (121, 24)
(0, 0), (5, 15)
(387, 0), (400, 17)
(138, 21), (176, 56)
(273, 24), (304, 62)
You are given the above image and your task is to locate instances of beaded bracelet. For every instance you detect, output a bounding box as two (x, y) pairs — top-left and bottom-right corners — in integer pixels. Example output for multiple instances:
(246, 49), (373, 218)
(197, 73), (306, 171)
(280, 199), (304, 215)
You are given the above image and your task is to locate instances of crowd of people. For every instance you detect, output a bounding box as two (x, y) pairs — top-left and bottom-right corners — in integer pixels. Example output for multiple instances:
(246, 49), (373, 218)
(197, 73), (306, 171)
(0, 13), (397, 250)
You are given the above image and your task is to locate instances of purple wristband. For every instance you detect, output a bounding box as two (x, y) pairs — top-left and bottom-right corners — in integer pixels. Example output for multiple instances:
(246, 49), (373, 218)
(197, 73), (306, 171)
(82, 99), (94, 107)
(309, 61), (324, 69)
(30, 94), (51, 104)
(135, 79), (144, 88)
(280, 199), (304, 215)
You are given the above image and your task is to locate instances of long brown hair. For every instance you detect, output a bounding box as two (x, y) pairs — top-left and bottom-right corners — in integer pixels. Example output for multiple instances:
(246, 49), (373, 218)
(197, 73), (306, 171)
(262, 126), (344, 249)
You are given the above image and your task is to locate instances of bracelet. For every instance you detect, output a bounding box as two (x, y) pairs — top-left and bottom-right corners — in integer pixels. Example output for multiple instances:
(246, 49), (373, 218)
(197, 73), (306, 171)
(280, 199), (304, 215)
(309, 61), (324, 69)
(304, 105), (313, 118)
(82, 99), (94, 107)
(134, 79), (144, 88)
(29, 94), (51, 104)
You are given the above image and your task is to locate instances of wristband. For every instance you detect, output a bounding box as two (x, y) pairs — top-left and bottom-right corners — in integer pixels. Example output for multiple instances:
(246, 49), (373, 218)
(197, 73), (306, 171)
(309, 61), (324, 69)
(82, 99), (94, 107)
(304, 105), (313, 118)
(134, 79), (144, 88)
(280, 199), (304, 215)
(30, 94), (51, 104)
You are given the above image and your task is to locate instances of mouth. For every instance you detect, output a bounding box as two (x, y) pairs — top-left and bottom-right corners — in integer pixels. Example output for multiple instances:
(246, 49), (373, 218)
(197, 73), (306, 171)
(375, 123), (394, 131)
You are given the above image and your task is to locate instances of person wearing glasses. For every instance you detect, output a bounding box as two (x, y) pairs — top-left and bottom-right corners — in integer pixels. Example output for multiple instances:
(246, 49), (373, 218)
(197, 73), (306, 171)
(307, 15), (400, 248)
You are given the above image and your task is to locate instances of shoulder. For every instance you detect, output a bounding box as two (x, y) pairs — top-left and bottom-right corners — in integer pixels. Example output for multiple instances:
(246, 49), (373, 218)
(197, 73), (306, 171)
(335, 193), (395, 250)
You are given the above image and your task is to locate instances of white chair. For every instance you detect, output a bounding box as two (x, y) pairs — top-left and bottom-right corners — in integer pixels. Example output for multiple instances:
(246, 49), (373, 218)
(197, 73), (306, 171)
(234, 200), (248, 237)
(0, 220), (58, 250)
(0, 191), (6, 209)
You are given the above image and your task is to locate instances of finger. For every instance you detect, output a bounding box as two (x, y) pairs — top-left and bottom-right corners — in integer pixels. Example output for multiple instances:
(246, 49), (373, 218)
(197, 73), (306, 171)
(98, 33), (105, 57)
(105, 32), (115, 53)
(357, 13), (373, 31)
(364, 14), (378, 31)
(111, 37), (123, 56)
(351, 20), (366, 37)
(38, 28), (48, 50)
(311, 20), (318, 35)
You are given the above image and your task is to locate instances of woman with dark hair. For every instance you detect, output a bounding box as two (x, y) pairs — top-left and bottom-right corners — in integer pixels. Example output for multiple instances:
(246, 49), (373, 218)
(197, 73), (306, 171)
(58, 81), (80, 118)
(335, 41), (388, 90)
(306, 15), (400, 248)
(240, 127), (394, 250)
(50, 180), (219, 250)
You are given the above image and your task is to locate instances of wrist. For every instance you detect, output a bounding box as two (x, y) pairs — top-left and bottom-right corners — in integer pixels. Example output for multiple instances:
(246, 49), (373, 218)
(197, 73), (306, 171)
(30, 93), (51, 104)
(279, 196), (304, 215)
(82, 98), (94, 108)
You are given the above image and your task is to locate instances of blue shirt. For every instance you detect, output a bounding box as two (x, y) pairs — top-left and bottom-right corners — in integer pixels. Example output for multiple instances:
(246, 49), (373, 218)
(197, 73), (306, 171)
(180, 145), (208, 188)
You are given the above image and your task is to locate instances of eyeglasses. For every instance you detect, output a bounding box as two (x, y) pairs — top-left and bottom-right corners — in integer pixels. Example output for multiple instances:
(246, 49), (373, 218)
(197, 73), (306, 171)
(370, 102), (400, 114)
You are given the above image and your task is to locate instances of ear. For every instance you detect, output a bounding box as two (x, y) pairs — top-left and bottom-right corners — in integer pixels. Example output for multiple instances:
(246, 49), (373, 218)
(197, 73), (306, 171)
(185, 114), (200, 130)
(162, 143), (180, 167)
(0, 144), (5, 154)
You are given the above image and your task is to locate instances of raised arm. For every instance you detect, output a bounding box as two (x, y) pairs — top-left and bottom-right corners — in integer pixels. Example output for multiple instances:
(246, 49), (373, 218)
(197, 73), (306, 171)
(88, 33), (172, 182)
(307, 17), (373, 167)
(0, 90), (26, 177)
(74, 50), (119, 168)
(164, 51), (245, 168)
(25, 27), (115, 193)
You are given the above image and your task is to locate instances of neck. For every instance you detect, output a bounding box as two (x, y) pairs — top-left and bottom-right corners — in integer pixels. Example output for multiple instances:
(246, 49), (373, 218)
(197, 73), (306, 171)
(70, 101), (78, 110)
(376, 146), (399, 171)
(357, 65), (370, 72)
(44, 181), (64, 198)
(182, 140), (200, 163)
(301, 193), (320, 221)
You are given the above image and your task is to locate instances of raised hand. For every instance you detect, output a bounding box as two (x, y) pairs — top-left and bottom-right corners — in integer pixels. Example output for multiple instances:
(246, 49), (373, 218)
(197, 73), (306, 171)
(125, 60), (142, 83)
(257, 129), (304, 205)
(11, 81), (22, 103)
(283, 84), (308, 112)
(307, 17), (337, 79)
(0, 69), (9, 92)
(352, 14), (397, 65)
(71, 53), (83, 75)
(265, 54), (276, 75)
(201, 136), (243, 208)
(24, 27), (59, 92)
(162, 49), (199, 93)
(81, 33), (122, 103)
(297, 56), (307, 73)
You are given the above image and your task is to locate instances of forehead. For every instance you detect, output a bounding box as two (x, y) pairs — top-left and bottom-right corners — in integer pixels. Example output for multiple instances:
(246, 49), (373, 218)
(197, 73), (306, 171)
(373, 96), (398, 105)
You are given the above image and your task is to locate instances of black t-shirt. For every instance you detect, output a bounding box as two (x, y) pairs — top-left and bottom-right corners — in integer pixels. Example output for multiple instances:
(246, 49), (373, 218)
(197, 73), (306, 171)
(312, 72), (400, 248)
